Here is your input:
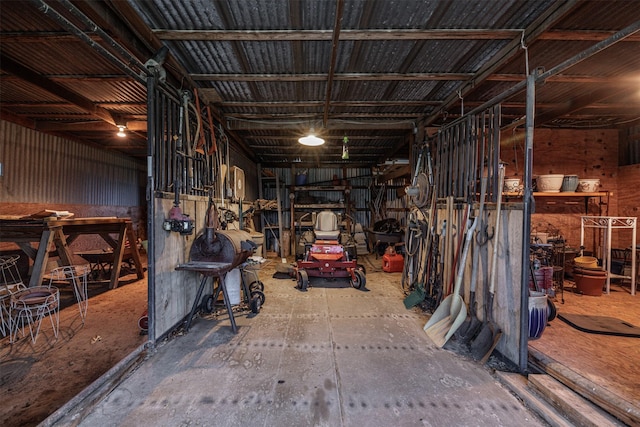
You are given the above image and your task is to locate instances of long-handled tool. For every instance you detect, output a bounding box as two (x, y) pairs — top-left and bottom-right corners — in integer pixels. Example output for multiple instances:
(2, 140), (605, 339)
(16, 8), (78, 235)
(424, 204), (477, 348)
(470, 165), (505, 361)
(456, 175), (488, 342)
(205, 105), (217, 155)
(193, 88), (206, 154)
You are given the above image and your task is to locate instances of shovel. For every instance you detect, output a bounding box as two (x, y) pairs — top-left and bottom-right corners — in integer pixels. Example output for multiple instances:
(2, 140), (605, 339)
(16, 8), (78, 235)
(470, 165), (505, 361)
(424, 206), (478, 348)
(456, 176), (488, 343)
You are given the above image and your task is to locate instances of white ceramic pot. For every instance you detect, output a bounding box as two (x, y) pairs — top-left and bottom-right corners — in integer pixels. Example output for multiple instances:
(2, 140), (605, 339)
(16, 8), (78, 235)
(536, 174), (564, 192)
(503, 178), (521, 192)
(577, 178), (600, 192)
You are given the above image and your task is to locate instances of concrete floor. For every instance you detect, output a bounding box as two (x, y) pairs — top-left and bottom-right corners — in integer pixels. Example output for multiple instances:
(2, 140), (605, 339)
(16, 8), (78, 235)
(59, 260), (546, 427)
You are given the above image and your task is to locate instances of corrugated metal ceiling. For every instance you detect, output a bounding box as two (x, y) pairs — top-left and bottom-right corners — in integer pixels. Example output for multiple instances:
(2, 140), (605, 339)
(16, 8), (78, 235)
(0, 0), (638, 166)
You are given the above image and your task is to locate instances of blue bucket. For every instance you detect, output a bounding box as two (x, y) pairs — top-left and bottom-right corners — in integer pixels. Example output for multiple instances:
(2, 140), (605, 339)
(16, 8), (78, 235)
(295, 172), (307, 185)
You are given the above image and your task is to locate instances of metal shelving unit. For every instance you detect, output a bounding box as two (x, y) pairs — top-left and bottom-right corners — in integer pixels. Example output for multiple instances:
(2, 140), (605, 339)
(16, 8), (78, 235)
(580, 216), (637, 295)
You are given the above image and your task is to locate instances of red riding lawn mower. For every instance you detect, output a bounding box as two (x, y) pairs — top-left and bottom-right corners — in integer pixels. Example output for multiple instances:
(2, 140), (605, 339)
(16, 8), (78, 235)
(295, 211), (366, 291)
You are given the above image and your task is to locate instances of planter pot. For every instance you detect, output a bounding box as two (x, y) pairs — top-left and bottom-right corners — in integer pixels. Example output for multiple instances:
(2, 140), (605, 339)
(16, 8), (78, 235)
(537, 174), (564, 192)
(561, 175), (579, 192)
(574, 256), (598, 269)
(573, 270), (606, 296)
(504, 178), (521, 192)
(577, 178), (600, 192)
(528, 292), (548, 340)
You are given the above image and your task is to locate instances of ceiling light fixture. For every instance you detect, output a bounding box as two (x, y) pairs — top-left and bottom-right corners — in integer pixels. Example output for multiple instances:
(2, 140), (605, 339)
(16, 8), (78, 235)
(298, 128), (325, 146)
(116, 125), (127, 137)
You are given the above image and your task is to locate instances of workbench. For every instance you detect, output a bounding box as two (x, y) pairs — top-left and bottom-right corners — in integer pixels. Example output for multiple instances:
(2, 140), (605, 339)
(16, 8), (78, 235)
(0, 217), (144, 289)
(175, 261), (237, 333)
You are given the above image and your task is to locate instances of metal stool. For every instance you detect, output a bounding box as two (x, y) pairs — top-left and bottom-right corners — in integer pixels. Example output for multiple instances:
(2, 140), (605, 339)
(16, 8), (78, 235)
(10, 285), (60, 344)
(1, 255), (27, 337)
(49, 265), (90, 323)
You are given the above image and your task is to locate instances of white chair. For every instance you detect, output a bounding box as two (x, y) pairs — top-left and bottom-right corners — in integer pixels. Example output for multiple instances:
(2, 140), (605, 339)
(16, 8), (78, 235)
(10, 285), (60, 344)
(1, 255), (27, 337)
(49, 265), (90, 323)
(314, 211), (340, 241)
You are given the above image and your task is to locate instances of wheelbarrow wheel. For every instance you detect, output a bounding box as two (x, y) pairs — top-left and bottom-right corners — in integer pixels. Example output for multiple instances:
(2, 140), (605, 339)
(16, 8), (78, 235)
(547, 297), (557, 322)
(250, 290), (265, 306)
(297, 270), (309, 291)
(201, 294), (215, 314)
(350, 269), (366, 289)
(250, 295), (262, 314)
(249, 280), (264, 292)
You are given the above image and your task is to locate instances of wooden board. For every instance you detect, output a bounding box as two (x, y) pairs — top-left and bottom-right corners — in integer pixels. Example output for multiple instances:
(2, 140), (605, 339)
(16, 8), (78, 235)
(528, 374), (624, 427)
(529, 283), (640, 426)
(495, 372), (575, 427)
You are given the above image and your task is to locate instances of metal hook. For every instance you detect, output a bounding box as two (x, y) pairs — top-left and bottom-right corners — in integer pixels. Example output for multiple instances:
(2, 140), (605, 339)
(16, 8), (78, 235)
(457, 89), (464, 116)
(520, 30), (530, 76)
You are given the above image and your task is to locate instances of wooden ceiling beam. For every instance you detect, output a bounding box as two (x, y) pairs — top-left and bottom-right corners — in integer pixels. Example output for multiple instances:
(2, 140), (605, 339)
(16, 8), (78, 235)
(538, 30), (640, 42)
(487, 73), (639, 83)
(154, 28), (523, 41)
(257, 152), (381, 158)
(154, 28), (640, 42)
(227, 120), (415, 131)
(323, 0), (345, 128)
(0, 32), (102, 42)
(191, 72), (473, 81)
(246, 135), (403, 140)
(248, 145), (386, 152)
(221, 100), (440, 108)
(229, 113), (423, 120)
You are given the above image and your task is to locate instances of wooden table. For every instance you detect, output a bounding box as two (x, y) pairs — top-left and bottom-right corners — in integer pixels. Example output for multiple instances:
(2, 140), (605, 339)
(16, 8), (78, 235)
(0, 217), (144, 289)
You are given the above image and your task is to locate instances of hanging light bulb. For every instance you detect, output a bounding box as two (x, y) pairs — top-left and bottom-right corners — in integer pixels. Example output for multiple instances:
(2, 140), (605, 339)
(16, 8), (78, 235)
(342, 136), (349, 159)
(116, 125), (127, 138)
(298, 128), (324, 146)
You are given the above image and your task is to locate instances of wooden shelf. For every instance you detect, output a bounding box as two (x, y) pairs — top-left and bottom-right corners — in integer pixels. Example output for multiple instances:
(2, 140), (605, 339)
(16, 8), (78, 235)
(292, 185), (350, 192)
(504, 191), (609, 197)
(504, 191), (610, 215)
(294, 203), (346, 209)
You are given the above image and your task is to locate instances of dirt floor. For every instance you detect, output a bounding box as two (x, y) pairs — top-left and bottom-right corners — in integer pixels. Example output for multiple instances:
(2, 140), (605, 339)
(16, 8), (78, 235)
(0, 264), (148, 427)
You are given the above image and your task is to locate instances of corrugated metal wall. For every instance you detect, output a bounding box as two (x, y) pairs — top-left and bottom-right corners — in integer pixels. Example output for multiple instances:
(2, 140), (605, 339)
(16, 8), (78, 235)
(0, 120), (143, 206)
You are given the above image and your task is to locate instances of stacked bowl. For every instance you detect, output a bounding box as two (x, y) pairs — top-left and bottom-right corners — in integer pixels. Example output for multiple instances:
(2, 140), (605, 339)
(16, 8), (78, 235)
(536, 174), (564, 192)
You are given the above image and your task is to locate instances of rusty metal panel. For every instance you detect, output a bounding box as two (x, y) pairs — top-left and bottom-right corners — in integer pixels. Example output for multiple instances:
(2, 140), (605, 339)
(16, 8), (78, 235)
(0, 120), (142, 206)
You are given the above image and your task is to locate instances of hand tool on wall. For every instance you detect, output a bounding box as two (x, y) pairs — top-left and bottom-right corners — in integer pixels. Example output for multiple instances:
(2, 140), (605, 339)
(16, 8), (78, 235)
(456, 175), (488, 343)
(206, 106), (217, 155)
(424, 204), (477, 348)
(470, 164), (505, 362)
(193, 88), (206, 155)
(163, 96), (194, 235)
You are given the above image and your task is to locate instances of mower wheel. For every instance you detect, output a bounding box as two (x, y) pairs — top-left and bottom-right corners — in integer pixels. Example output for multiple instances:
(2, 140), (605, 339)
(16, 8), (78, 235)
(297, 270), (309, 291)
(351, 269), (366, 289)
(201, 294), (215, 314)
(249, 280), (265, 292)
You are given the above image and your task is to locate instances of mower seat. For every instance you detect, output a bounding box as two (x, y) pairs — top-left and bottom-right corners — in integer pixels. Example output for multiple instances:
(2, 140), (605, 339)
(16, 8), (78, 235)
(314, 211), (340, 241)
